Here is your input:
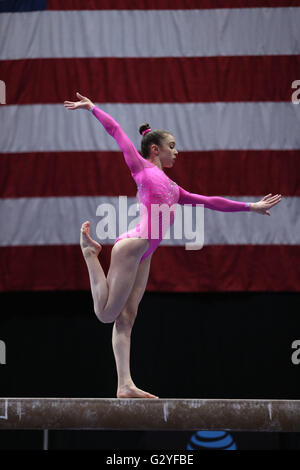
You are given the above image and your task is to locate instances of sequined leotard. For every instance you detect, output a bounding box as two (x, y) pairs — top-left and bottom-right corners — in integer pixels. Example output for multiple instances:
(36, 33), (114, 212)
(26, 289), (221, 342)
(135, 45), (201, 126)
(90, 105), (251, 261)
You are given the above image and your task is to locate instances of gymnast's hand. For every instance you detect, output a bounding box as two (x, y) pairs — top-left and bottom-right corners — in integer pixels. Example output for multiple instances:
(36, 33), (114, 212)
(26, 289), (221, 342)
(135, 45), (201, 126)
(251, 193), (282, 216)
(64, 92), (94, 111)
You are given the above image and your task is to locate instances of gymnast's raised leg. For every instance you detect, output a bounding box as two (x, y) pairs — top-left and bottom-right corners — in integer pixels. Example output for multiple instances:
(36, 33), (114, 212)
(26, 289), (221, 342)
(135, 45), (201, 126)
(80, 221), (149, 324)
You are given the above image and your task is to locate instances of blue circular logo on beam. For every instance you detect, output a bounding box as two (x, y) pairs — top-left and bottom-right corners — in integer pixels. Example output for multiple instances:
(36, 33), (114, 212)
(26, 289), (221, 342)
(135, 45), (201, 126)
(187, 430), (237, 450)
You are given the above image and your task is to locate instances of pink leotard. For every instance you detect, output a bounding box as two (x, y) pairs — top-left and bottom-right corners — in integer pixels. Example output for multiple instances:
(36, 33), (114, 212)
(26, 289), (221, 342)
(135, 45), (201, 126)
(90, 105), (251, 261)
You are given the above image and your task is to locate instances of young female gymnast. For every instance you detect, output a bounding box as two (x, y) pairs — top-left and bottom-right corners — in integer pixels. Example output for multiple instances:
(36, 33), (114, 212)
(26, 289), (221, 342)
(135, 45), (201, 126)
(64, 92), (282, 398)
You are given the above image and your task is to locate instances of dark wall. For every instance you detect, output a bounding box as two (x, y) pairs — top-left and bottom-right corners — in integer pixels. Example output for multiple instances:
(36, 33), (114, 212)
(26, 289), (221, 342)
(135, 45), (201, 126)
(1, 291), (300, 450)
(1, 291), (299, 398)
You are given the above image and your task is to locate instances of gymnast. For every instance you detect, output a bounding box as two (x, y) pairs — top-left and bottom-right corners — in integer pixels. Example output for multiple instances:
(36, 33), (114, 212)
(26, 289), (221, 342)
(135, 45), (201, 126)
(64, 92), (282, 399)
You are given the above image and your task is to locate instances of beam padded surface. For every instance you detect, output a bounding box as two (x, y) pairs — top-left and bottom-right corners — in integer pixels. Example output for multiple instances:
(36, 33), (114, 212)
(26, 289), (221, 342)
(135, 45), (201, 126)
(0, 398), (299, 431)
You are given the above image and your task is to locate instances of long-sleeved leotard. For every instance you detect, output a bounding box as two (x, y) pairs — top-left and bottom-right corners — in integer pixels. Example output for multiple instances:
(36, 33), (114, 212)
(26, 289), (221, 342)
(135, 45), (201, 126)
(90, 105), (251, 261)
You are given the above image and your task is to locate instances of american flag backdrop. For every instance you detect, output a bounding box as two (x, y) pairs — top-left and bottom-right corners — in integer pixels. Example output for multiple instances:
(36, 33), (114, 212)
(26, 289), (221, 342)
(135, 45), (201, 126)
(0, 0), (300, 292)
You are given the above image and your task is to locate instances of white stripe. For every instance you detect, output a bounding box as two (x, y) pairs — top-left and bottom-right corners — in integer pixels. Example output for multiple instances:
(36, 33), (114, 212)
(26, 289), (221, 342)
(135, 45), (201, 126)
(0, 8), (300, 60)
(1, 103), (300, 153)
(0, 196), (297, 247)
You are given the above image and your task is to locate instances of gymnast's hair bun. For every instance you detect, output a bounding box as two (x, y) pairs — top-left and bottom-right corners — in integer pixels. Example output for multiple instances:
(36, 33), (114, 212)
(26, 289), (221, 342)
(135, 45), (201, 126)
(139, 123), (151, 136)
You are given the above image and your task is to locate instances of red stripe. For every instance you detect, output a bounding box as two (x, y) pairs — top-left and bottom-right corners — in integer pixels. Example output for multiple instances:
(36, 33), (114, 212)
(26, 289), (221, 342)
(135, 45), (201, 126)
(0, 245), (298, 292)
(2, 56), (300, 104)
(46, 0), (300, 10)
(0, 150), (298, 198)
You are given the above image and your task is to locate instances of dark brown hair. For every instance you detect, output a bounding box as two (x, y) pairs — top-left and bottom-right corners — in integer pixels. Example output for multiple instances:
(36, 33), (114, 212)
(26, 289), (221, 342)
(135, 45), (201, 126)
(139, 122), (171, 159)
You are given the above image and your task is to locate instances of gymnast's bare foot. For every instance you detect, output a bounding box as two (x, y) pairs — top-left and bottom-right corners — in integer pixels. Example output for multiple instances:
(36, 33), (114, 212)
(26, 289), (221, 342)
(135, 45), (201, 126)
(117, 384), (159, 399)
(80, 221), (102, 257)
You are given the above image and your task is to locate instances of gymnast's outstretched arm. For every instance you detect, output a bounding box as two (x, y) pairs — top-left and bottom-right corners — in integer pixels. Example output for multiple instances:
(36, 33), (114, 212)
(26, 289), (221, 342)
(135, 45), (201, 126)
(64, 92), (147, 176)
(90, 105), (149, 175)
(177, 186), (282, 215)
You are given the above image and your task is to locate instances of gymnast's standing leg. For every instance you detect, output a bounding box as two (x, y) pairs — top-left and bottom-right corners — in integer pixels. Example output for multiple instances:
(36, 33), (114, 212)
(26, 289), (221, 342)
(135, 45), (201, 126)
(112, 254), (158, 398)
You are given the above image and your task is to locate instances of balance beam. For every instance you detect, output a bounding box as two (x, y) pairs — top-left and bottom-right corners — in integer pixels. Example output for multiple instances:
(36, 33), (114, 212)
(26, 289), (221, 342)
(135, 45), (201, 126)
(0, 398), (299, 432)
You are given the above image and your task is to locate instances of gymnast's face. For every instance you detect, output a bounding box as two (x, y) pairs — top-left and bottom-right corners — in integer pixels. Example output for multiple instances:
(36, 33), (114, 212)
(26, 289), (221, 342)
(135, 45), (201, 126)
(158, 134), (178, 168)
